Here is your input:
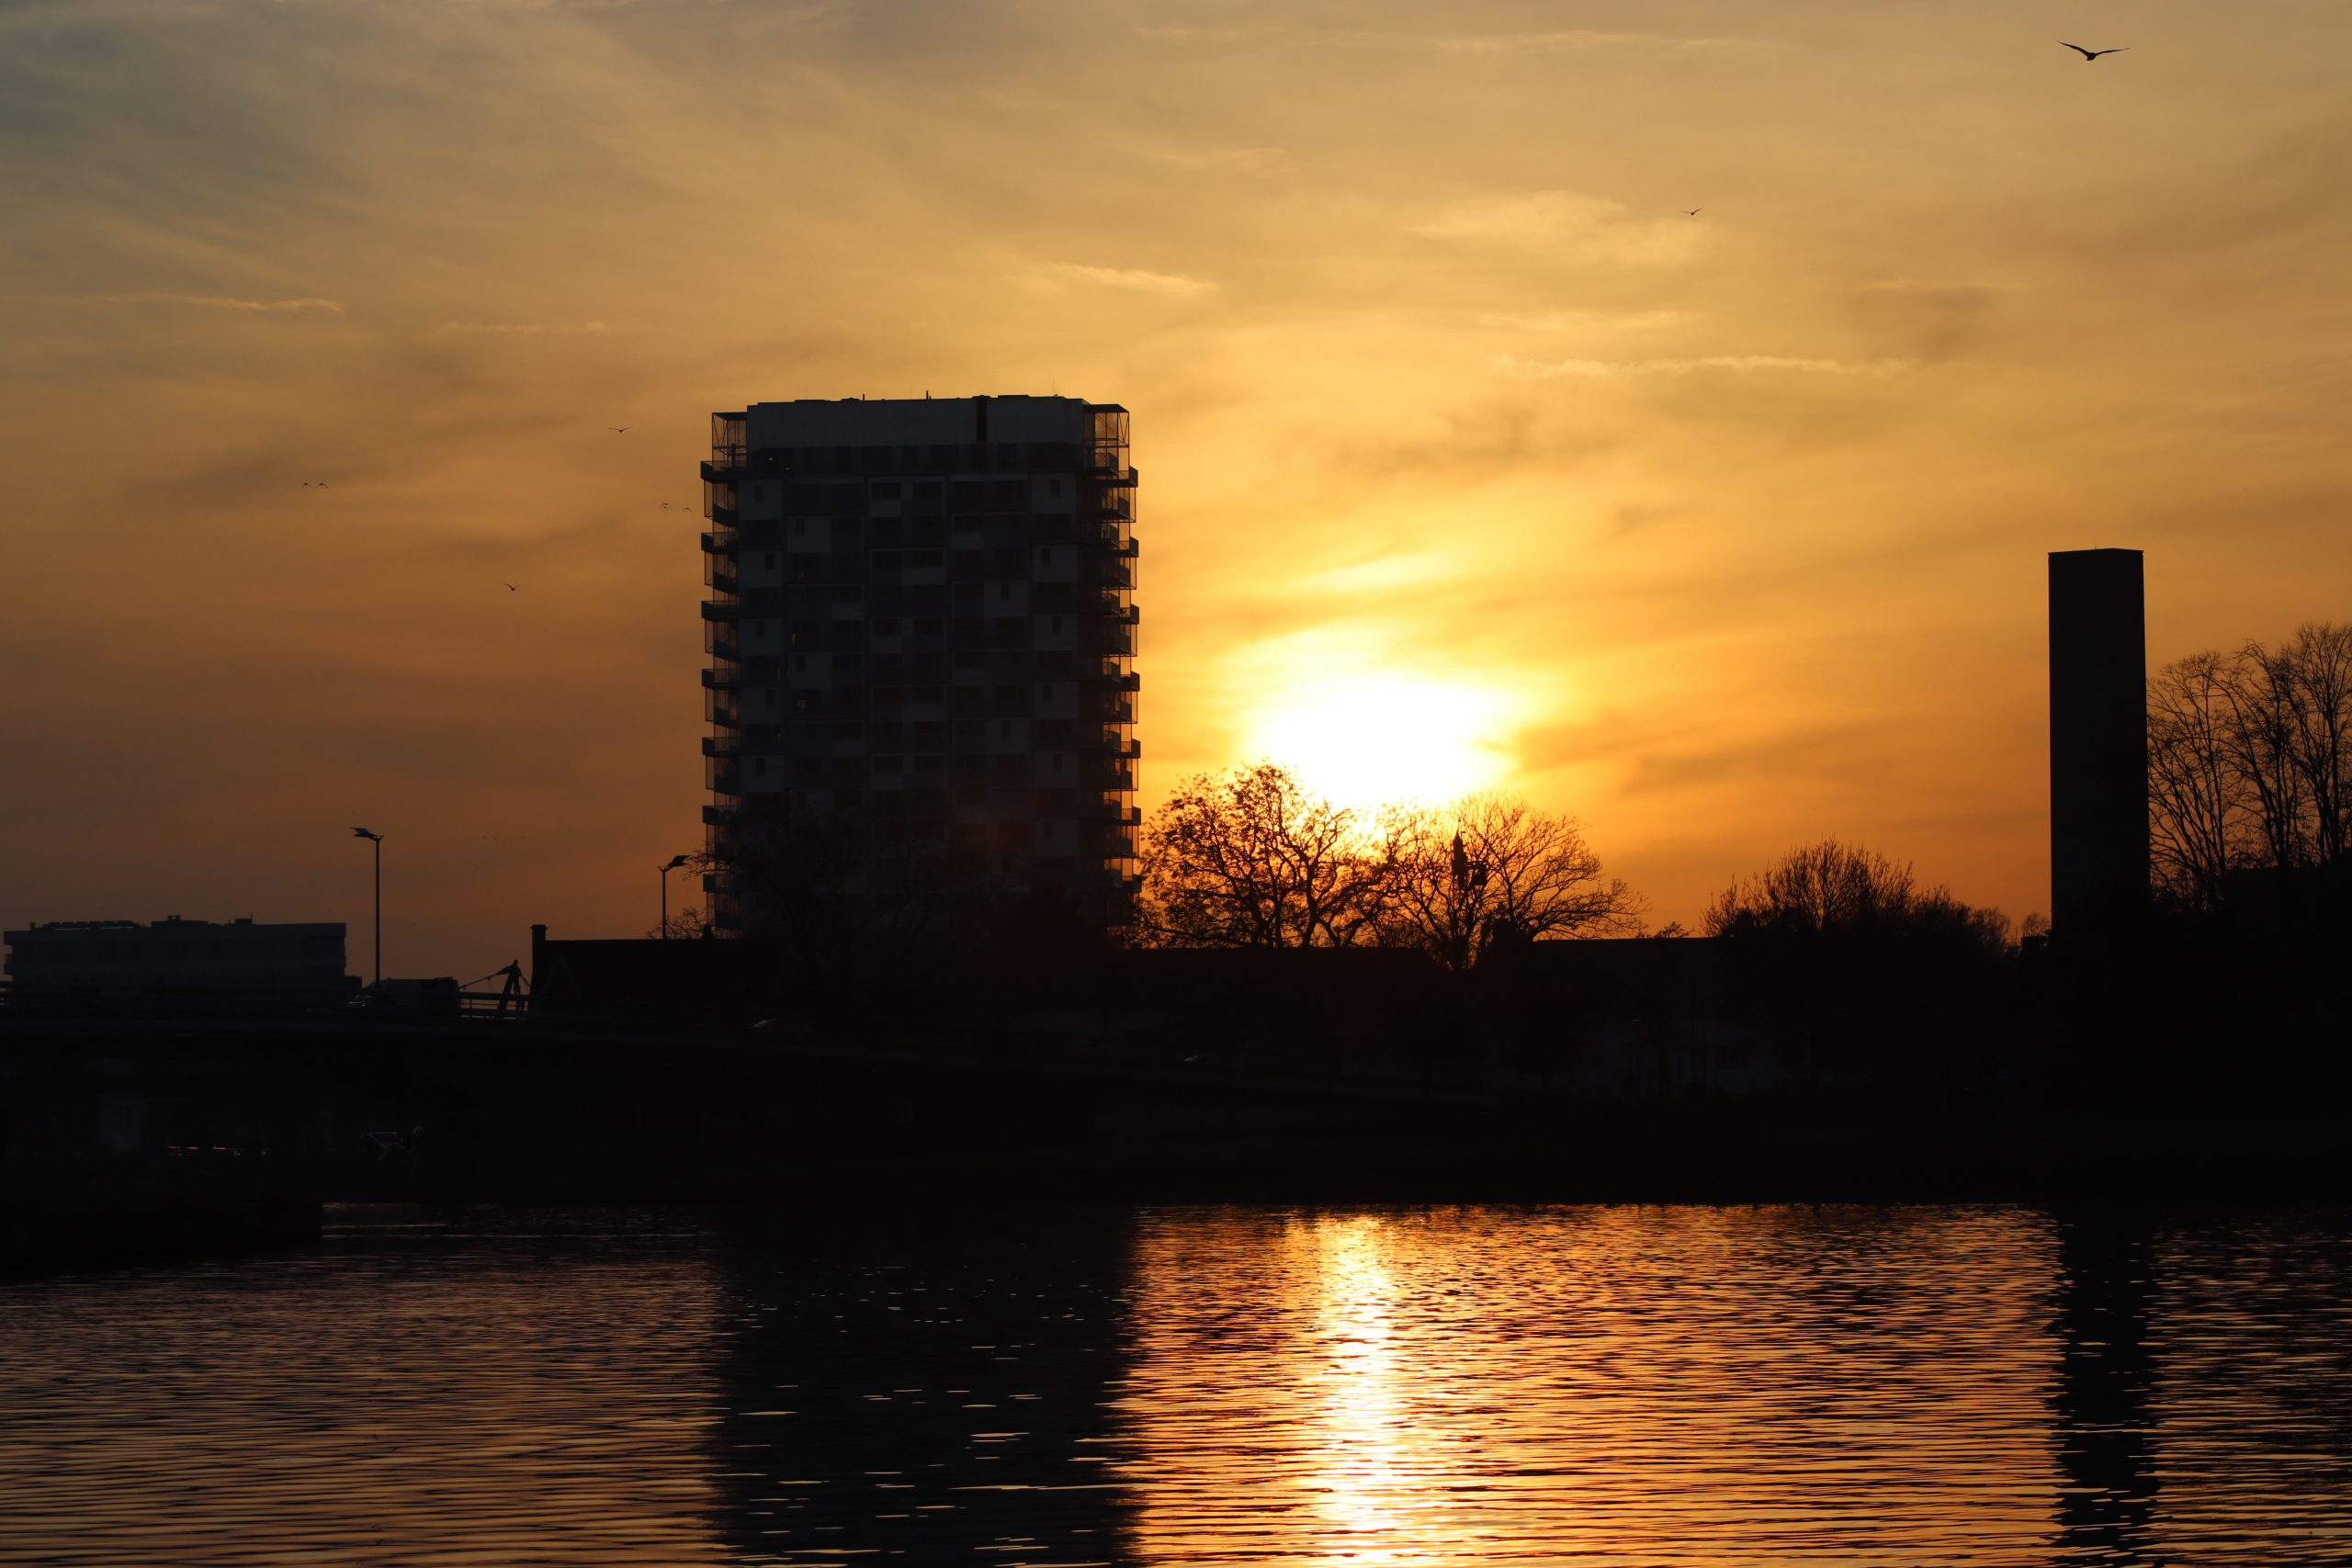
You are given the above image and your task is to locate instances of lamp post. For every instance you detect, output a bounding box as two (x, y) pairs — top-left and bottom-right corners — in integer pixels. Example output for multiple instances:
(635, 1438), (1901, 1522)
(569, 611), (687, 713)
(660, 853), (694, 938)
(351, 828), (383, 985)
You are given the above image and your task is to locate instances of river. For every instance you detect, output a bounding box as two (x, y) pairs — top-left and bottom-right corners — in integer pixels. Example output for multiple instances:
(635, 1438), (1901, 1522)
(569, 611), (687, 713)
(3, 1203), (2348, 1564)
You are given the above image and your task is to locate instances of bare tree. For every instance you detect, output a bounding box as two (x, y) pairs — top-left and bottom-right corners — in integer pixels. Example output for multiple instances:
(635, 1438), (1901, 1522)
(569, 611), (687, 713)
(2148, 623), (2351, 909)
(1139, 763), (1396, 948)
(1382, 794), (1643, 969)
(2149, 650), (2252, 908)
(1705, 839), (2007, 950)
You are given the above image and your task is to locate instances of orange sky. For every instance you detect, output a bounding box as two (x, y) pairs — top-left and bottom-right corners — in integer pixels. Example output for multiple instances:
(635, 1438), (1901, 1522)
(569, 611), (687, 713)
(4, 1), (2348, 976)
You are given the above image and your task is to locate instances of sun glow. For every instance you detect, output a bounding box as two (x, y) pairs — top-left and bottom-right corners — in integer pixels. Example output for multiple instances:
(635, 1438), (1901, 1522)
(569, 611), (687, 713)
(1246, 673), (1517, 811)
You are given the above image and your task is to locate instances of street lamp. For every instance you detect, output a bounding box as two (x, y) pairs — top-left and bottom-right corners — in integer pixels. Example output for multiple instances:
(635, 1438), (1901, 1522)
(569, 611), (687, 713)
(660, 853), (695, 937)
(351, 828), (383, 985)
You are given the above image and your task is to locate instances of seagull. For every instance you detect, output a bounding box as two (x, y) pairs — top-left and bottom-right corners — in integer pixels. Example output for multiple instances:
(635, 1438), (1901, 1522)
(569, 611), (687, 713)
(2059, 41), (2127, 61)
(503, 582), (518, 592)
(609, 426), (628, 434)
(1684, 208), (1702, 217)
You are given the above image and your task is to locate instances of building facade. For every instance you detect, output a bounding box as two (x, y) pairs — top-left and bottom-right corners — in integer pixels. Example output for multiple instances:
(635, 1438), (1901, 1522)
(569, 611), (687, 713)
(3, 917), (350, 990)
(698, 396), (1140, 933)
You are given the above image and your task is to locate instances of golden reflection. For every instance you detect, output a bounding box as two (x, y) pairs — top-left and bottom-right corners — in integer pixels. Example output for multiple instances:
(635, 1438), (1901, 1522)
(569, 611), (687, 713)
(1114, 1205), (2072, 1567)
(1302, 1217), (1419, 1562)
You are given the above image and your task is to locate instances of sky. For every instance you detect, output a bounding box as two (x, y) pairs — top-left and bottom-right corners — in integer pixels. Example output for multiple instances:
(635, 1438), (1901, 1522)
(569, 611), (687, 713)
(4, 0), (2348, 976)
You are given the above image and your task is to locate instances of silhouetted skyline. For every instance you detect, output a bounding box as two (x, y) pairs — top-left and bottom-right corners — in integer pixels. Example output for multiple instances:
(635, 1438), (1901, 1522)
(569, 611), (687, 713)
(4, 3), (2350, 976)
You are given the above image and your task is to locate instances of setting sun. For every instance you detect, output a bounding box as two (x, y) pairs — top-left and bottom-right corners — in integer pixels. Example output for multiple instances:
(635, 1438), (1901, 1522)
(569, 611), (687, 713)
(1246, 673), (1516, 811)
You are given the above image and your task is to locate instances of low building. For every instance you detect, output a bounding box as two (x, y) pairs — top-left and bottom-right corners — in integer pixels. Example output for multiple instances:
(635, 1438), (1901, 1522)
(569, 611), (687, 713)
(3, 917), (351, 991)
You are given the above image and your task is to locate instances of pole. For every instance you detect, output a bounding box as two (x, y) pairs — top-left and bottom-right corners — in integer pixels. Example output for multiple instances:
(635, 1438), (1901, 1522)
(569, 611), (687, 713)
(352, 827), (385, 987)
(661, 863), (670, 939)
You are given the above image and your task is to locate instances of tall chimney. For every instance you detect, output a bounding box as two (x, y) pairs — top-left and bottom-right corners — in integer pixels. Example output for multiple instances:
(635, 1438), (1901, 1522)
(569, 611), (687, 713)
(2048, 549), (2149, 936)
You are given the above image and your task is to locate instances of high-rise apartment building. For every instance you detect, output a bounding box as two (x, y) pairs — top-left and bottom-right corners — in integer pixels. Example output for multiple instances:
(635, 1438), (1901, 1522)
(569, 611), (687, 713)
(698, 396), (1140, 933)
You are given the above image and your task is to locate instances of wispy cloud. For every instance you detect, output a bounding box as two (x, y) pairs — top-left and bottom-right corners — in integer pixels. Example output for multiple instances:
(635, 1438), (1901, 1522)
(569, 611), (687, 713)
(1030, 263), (1217, 299)
(432, 320), (614, 336)
(1479, 308), (1692, 333)
(1140, 145), (1293, 176)
(96, 292), (346, 315)
(1413, 191), (1702, 265)
(1494, 353), (1912, 379)
(1431, 29), (1774, 56)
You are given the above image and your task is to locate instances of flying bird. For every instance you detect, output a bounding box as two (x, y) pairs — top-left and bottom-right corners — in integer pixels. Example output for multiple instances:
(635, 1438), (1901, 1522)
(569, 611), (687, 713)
(2059, 41), (2127, 61)
(503, 582), (518, 592)
(1684, 208), (1702, 217)
(609, 426), (628, 434)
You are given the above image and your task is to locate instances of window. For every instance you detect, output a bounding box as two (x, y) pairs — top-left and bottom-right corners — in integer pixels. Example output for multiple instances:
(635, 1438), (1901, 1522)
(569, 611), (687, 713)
(763, 552), (776, 569)
(1049, 477), (1064, 498)
(751, 484), (765, 502)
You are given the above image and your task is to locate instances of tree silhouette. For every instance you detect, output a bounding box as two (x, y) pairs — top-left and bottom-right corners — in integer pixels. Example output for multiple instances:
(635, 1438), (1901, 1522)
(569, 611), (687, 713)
(1705, 839), (2006, 950)
(1138, 763), (1397, 948)
(1382, 794), (1643, 970)
(2149, 623), (2352, 909)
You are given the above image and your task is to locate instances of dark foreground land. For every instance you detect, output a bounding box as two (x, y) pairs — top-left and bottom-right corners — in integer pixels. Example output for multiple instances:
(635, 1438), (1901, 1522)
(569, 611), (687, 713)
(6, 998), (2349, 1266)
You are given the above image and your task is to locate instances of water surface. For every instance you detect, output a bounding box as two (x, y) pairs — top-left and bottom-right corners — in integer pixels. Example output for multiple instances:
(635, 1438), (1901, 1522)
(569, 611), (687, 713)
(3, 1204), (2348, 1564)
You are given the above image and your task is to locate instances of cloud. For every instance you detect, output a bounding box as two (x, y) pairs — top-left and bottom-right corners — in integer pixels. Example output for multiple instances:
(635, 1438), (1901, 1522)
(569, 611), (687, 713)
(96, 291), (345, 314)
(1430, 29), (1772, 57)
(1846, 281), (2002, 361)
(1478, 309), (1691, 333)
(432, 320), (614, 336)
(1030, 263), (1217, 299)
(1140, 145), (1293, 176)
(1412, 191), (1702, 266)
(1495, 353), (1911, 379)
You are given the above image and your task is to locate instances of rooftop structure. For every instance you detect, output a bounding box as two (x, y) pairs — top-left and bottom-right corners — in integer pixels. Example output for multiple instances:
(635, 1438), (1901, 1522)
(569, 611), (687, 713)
(698, 395), (1139, 934)
(3, 917), (350, 990)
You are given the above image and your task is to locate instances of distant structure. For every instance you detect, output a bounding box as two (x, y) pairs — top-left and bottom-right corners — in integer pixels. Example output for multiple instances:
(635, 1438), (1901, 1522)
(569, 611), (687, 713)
(3, 917), (350, 990)
(2048, 549), (2149, 935)
(698, 396), (1141, 934)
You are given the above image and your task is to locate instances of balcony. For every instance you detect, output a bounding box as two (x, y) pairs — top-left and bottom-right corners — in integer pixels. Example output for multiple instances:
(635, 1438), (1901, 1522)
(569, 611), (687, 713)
(707, 691), (739, 727)
(707, 760), (741, 795)
(702, 803), (739, 827)
(701, 529), (739, 555)
(702, 454), (745, 482)
(702, 665), (741, 689)
(702, 734), (742, 759)
(702, 600), (741, 622)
